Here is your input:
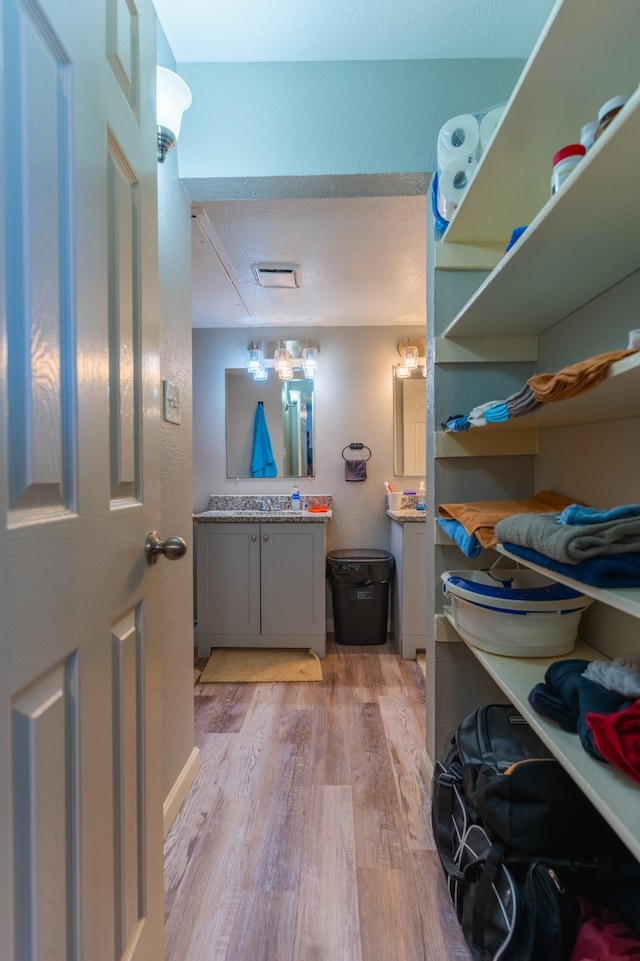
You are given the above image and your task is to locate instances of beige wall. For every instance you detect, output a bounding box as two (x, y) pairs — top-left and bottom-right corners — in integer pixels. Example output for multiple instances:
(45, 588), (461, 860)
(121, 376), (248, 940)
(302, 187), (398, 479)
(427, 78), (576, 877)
(192, 324), (426, 555)
(157, 38), (198, 824)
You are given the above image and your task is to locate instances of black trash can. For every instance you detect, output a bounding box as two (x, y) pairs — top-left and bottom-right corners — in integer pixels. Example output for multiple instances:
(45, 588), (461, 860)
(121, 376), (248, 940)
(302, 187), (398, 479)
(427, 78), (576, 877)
(326, 549), (395, 645)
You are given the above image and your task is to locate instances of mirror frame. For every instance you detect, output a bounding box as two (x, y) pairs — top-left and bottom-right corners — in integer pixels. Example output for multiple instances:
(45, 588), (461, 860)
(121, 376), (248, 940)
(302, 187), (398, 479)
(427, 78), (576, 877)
(393, 367), (426, 477)
(225, 368), (315, 479)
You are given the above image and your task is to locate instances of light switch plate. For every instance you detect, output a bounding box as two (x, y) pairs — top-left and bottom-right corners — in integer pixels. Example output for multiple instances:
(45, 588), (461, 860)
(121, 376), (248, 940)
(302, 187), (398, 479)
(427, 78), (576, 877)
(163, 380), (181, 424)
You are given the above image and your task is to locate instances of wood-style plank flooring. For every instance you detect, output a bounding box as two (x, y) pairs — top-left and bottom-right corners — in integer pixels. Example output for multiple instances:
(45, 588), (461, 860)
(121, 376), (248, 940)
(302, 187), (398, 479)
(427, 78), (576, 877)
(164, 639), (471, 961)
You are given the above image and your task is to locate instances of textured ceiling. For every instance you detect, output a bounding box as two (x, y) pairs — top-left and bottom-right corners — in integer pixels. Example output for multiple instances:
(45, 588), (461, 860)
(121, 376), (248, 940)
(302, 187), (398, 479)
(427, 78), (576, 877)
(153, 0), (556, 64)
(192, 195), (427, 328)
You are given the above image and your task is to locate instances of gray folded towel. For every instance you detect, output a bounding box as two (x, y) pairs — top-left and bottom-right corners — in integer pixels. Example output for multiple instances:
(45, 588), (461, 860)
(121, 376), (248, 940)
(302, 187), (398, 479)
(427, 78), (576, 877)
(583, 651), (640, 698)
(494, 511), (640, 564)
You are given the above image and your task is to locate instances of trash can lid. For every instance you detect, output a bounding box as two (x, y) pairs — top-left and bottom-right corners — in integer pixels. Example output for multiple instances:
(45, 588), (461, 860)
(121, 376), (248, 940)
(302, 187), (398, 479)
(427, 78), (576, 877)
(326, 548), (393, 563)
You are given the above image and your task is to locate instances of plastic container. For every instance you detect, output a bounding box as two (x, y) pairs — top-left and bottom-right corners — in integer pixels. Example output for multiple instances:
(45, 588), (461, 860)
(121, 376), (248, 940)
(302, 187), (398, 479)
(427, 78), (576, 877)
(291, 486), (301, 511)
(326, 549), (395, 645)
(551, 144), (586, 195)
(580, 121), (598, 151)
(416, 481), (426, 510)
(441, 568), (593, 657)
(594, 94), (629, 141)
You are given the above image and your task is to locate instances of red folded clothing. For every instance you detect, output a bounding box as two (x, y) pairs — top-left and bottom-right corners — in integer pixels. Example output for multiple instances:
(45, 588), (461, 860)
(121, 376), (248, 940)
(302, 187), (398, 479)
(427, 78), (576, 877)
(570, 900), (640, 960)
(585, 700), (640, 786)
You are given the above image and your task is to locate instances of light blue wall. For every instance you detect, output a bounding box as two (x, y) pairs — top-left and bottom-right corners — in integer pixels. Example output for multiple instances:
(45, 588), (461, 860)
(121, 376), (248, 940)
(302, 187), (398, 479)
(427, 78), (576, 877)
(177, 59), (525, 186)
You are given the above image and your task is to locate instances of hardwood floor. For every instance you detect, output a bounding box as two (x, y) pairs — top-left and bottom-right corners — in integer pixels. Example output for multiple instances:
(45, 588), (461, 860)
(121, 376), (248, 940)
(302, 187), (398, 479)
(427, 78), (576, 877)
(164, 639), (471, 961)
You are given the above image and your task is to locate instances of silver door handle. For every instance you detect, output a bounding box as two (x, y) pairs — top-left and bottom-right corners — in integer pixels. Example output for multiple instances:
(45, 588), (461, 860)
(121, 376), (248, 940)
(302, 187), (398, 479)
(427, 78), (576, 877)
(145, 532), (188, 565)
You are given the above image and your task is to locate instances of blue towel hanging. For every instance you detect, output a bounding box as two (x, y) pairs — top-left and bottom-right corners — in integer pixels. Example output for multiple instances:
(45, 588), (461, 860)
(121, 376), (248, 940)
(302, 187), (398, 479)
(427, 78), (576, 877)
(251, 401), (277, 477)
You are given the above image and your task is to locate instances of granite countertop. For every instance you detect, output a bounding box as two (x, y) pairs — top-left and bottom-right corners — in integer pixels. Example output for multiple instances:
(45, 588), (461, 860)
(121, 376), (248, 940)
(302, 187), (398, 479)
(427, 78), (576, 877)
(387, 509), (427, 523)
(194, 508), (332, 523)
(194, 493), (333, 524)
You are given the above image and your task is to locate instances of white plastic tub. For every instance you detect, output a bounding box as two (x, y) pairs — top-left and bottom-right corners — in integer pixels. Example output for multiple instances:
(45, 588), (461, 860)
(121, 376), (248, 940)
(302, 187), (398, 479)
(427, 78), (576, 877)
(441, 568), (593, 657)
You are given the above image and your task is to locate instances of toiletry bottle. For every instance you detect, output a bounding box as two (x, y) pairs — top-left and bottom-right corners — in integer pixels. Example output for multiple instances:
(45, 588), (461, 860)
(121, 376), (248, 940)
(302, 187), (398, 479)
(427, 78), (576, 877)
(291, 485), (301, 511)
(417, 481), (426, 510)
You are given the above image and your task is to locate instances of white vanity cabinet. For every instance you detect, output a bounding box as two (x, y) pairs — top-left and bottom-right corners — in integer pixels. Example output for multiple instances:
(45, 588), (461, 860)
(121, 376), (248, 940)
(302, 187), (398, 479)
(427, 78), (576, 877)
(389, 515), (426, 660)
(427, 0), (640, 861)
(195, 520), (327, 658)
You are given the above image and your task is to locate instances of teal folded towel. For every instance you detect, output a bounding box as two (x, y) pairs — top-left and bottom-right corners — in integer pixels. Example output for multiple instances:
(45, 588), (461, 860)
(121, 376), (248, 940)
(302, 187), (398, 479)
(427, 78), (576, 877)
(250, 402), (277, 478)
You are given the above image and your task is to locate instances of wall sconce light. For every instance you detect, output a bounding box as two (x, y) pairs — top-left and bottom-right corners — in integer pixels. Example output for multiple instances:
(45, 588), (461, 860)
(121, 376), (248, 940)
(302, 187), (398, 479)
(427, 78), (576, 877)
(156, 66), (192, 163)
(301, 346), (319, 379)
(246, 340), (320, 381)
(395, 338), (426, 378)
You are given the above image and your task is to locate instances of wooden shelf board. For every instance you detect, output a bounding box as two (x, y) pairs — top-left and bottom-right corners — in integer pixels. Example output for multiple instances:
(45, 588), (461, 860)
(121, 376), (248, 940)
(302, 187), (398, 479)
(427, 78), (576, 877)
(441, 353), (640, 435)
(435, 336), (538, 364)
(435, 429), (537, 458)
(441, 613), (640, 859)
(442, 85), (640, 337)
(467, 639), (640, 861)
(496, 544), (640, 619)
(444, 0), (640, 246)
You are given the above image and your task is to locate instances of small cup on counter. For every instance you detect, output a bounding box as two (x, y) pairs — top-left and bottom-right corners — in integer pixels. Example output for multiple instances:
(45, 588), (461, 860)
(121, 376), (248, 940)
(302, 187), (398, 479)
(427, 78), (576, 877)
(387, 492), (403, 511)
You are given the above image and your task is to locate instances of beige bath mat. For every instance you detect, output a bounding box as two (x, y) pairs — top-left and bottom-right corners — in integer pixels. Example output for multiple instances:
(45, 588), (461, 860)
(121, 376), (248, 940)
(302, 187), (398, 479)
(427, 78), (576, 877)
(199, 647), (323, 683)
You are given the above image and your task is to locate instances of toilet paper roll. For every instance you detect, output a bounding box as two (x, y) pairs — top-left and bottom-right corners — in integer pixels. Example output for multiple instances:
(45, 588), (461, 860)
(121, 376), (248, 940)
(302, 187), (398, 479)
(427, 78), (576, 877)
(479, 106), (505, 153)
(437, 158), (478, 222)
(437, 114), (480, 170)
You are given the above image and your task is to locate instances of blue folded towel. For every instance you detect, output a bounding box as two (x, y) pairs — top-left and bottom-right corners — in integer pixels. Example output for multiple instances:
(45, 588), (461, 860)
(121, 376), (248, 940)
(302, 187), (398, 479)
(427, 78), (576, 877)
(437, 517), (482, 558)
(528, 659), (633, 761)
(250, 402), (277, 478)
(556, 503), (640, 525)
(501, 542), (640, 588)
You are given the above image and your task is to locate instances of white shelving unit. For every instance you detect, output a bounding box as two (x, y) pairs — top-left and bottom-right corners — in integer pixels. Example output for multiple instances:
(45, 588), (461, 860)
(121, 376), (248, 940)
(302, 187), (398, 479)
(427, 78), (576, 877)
(442, 623), (640, 861)
(443, 0), (640, 249)
(430, 0), (640, 861)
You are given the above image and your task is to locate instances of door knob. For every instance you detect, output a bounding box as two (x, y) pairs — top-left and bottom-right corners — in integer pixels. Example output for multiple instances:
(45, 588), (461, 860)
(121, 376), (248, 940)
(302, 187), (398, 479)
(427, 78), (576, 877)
(145, 532), (188, 565)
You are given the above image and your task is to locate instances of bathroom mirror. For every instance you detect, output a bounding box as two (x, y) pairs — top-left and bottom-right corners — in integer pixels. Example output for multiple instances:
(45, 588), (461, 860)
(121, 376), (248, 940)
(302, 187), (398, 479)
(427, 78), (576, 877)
(225, 369), (315, 478)
(393, 368), (426, 476)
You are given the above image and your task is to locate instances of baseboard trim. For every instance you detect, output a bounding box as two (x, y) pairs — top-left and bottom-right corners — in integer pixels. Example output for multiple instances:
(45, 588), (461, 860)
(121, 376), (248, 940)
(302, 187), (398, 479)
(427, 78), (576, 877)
(420, 749), (434, 797)
(163, 746), (201, 838)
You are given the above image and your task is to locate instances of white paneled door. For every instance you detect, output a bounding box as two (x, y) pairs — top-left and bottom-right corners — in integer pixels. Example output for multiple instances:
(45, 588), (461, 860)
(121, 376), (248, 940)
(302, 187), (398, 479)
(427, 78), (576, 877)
(0, 0), (166, 959)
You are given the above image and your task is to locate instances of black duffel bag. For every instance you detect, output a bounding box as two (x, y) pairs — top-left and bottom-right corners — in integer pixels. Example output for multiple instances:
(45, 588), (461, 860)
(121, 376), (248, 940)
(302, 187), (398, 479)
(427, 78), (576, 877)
(454, 703), (623, 857)
(431, 704), (640, 960)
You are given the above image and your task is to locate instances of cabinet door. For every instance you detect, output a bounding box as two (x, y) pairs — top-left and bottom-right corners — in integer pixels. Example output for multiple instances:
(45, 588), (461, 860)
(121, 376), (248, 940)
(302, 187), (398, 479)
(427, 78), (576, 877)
(196, 523), (260, 635)
(260, 523), (325, 635)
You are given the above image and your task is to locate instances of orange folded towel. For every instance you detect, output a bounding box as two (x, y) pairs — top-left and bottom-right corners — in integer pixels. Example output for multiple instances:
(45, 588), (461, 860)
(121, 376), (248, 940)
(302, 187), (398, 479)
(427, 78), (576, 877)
(437, 490), (580, 549)
(528, 348), (639, 403)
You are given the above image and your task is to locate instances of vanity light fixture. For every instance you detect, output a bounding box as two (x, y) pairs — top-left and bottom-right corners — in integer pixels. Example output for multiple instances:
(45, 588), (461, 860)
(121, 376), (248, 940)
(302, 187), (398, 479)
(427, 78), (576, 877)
(302, 346), (319, 379)
(396, 338), (427, 378)
(274, 346), (294, 380)
(246, 340), (320, 381)
(156, 66), (192, 163)
(401, 344), (419, 370)
(246, 346), (265, 373)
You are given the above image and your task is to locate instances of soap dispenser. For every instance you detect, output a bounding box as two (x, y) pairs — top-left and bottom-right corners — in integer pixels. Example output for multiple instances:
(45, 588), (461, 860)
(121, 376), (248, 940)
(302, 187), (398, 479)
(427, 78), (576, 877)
(416, 481), (426, 510)
(291, 485), (301, 511)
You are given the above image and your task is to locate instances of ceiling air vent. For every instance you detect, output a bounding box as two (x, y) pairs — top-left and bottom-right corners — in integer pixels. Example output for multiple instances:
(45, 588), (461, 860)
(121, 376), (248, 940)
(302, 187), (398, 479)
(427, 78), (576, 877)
(251, 262), (302, 289)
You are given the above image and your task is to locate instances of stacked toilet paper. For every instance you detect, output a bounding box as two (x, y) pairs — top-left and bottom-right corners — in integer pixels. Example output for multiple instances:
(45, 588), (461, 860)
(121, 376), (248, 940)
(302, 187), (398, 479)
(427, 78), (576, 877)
(436, 106), (505, 223)
(437, 113), (480, 222)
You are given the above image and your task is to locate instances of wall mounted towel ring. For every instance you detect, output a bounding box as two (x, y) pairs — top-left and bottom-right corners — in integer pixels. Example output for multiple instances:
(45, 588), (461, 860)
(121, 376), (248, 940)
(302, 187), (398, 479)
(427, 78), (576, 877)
(341, 443), (371, 461)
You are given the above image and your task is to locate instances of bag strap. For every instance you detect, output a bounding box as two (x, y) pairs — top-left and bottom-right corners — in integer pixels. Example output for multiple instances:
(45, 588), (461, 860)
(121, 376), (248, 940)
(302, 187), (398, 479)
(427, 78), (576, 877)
(432, 765), (467, 881)
(471, 841), (507, 955)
